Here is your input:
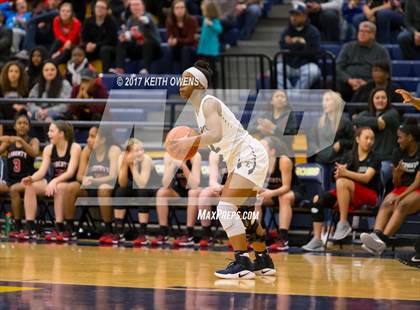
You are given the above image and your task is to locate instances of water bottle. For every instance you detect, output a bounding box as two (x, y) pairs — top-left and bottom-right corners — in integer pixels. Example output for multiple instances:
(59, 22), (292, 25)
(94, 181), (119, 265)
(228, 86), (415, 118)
(4, 212), (12, 237)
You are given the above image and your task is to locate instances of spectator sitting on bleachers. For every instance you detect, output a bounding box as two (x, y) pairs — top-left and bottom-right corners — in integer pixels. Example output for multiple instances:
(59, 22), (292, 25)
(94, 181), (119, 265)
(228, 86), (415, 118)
(20, 121), (81, 241)
(152, 152), (201, 246)
(197, 0), (222, 85)
(249, 89), (298, 150)
(0, 61), (29, 120)
(28, 60), (72, 121)
(50, 2), (81, 65)
(302, 127), (381, 251)
(0, 111), (39, 238)
(305, 0), (342, 42)
(256, 136), (305, 252)
(397, 0), (420, 60)
(351, 61), (402, 103)
(65, 46), (89, 86)
(70, 68), (108, 120)
(0, 0), (31, 53)
(336, 21), (390, 101)
(112, 0), (161, 74)
(277, 2), (321, 90)
(361, 118), (420, 255)
(20, 0), (61, 55)
(353, 87), (400, 184)
(197, 151), (228, 247)
(81, 0), (118, 73)
(0, 10), (12, 70)
(166, 0), (198, 73)
(308, 90), (354, 183)
(235, 0), (262, 40)
(342, 0), (363, 41)
(65, 126), (121, 244)
(352, 0), (403, 44)
(27, 45), (48, 88)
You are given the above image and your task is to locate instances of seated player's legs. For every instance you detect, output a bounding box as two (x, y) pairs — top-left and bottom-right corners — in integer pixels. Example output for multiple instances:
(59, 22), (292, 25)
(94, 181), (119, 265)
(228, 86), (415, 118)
(198, 187), (220, 246)
(64, 181), (86, 238)
(270, 191), (296, 252)
(97, 184), (114, 238)
(302, 192), (337, 252)
(20, 179), (48, 240)
(153, 186), (182, 245)
(7, 183), (26, 236)
(362, 189), (420, 255)
(132, 188), (156, 247)
(173, 188), (201, 247)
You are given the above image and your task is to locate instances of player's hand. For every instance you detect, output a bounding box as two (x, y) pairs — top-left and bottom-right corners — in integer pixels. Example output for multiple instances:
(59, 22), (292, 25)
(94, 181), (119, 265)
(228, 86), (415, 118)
(82, 176), (94, 186)
(332, 142), (341, 153)
(168, 136), (196, 153)
(210, 183), (223, 194)
(395, 89), (414, 103)
(21, 176), (33, 186)
(257, 189), (274, 200)
(45, 180), (58, 197)
(334, 163), (348, 179)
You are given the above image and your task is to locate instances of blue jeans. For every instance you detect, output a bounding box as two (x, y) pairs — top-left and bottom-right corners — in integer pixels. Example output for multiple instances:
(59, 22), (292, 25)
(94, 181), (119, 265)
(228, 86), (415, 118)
(277, 62), (321, 89)
(398, 29), (420, 60)
(237, 4), (261, 40)
(353, 9), (403, 43)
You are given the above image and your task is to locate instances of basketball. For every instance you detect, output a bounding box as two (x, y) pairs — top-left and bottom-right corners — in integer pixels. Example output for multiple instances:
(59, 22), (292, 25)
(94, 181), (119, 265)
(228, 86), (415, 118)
(165, 126), (199, 160)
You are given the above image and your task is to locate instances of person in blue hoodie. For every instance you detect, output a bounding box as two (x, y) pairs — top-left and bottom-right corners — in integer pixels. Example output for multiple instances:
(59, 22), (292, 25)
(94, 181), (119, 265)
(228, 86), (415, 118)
(197, 0), (223, 87)
(277, 1), (321, 90)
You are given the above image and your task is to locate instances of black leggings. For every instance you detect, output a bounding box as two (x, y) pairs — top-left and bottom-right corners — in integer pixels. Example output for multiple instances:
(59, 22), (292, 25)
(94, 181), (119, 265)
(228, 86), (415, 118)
(115, 41), (161, 72)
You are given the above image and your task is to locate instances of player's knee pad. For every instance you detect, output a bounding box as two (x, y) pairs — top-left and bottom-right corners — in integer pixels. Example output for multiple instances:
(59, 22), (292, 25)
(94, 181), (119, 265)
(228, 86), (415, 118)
(217, 201), (245, 238)
(311, 192), (336, 222)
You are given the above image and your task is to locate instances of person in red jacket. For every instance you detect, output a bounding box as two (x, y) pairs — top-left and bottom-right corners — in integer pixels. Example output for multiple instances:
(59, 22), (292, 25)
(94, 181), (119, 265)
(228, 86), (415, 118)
(50, 2), (81, 65)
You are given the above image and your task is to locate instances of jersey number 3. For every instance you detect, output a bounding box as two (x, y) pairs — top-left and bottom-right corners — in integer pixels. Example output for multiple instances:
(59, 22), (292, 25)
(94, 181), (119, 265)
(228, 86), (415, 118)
(13, 158), (21, 173)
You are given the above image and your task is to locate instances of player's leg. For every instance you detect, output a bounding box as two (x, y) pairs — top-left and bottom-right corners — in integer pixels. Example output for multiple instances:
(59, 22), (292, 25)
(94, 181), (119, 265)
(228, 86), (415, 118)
(61, 181), (84, 241)
(9, 183), (25, 235)
(133, 188), (156, 247)
(302, 192), (337, 252)
(197, 187), (219, 247)
(98, 184), (114, 237)
(214, 173), (271, 279)
(113, 186), (130, 244)
(332, 178), (355, 240)
(270, 191), (295, 251)
(153, 187), (180, 245)
(21, 180), (47, 240)
(174, 188), (201, 247)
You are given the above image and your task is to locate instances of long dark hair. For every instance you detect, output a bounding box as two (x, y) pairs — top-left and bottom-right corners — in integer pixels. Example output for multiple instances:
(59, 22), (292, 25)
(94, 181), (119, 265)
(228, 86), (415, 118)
(368, 87), (391, 113)
(0, 61), (28, 97)
(399, 118), (420, 143)
(52, 120), (74, 144)
(348, 127), (374, 171)
(168, 0), (189, 25)
(262, 136), (291, 158)
(28, 46), (48, 83)
(38, 60), (64, 98)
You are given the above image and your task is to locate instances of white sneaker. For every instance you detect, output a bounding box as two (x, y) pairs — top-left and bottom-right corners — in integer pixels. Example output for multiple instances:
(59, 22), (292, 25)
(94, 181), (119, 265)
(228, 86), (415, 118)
(360, 232), (386, 255)
(302, 238), (325, 252)
(332, 221), (352, 241)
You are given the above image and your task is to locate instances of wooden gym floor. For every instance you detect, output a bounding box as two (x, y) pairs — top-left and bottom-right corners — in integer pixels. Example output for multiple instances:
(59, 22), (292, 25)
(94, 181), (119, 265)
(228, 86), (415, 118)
(0, 242), (419, 309)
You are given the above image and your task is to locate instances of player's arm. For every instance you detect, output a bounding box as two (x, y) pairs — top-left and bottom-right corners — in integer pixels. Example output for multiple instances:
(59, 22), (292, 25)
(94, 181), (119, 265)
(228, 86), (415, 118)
(208, 151), (220, 187)
(199, 99), (223, 147)
(162, 154), (177, 188)
(132, 154), (152, 189)
(395, 89), (420, 110)
(17, 137), (40, 158)
(118, 153), (129, 188)
(270, 156), (293, 197)
(185, 152), (201, 189)
(76, 147), (90, 183)
(24, 144), (53, 182)
(0, 136), (10, 154)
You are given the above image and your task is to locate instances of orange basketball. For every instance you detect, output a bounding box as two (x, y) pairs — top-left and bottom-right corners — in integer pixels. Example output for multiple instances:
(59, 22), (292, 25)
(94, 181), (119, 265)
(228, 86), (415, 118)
(165, 126), (199, 160)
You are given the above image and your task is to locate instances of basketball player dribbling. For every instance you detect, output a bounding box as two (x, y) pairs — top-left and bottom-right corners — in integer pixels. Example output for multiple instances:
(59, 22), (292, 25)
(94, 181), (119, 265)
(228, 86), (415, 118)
(170, 60), (276, 279)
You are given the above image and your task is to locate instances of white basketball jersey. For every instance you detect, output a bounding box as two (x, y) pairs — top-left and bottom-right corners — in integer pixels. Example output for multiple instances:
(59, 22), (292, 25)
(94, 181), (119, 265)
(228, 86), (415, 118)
(195, 94), (249, 168)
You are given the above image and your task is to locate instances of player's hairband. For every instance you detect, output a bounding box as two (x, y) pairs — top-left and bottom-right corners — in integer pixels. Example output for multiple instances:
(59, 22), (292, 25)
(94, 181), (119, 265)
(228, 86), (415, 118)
(185, 67), (208, 89)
